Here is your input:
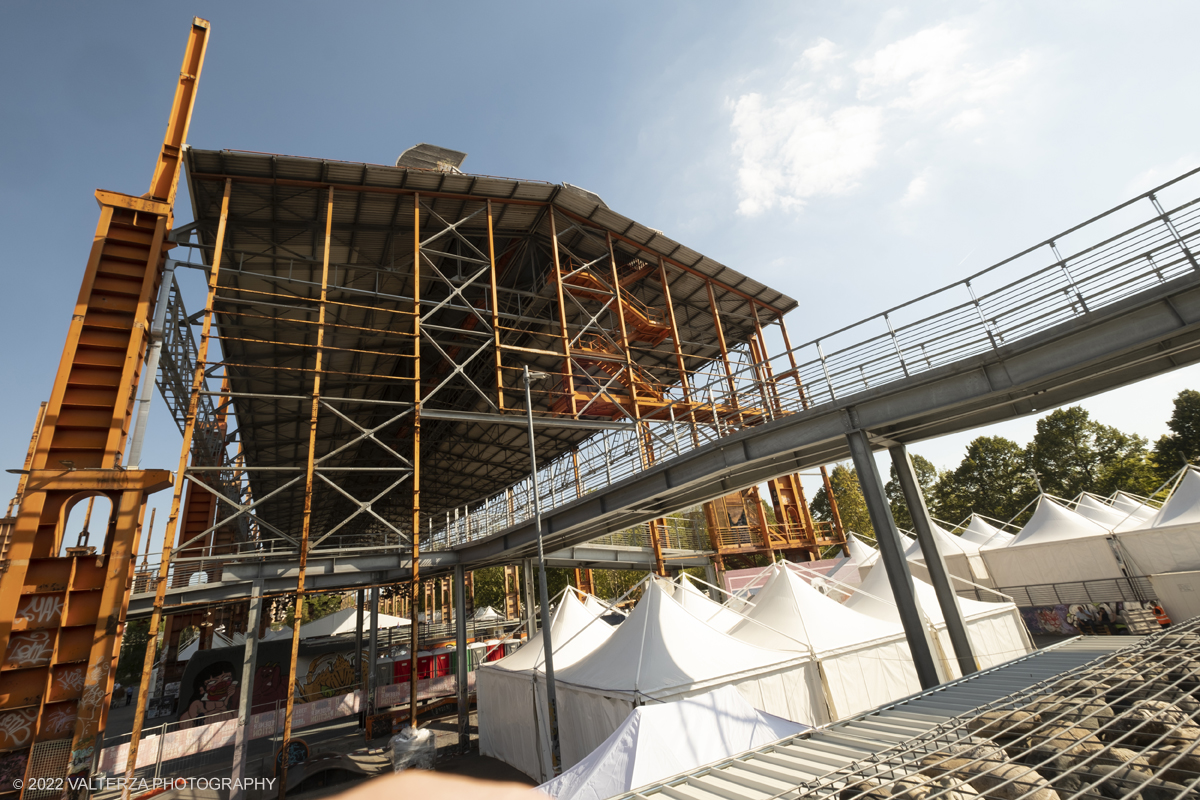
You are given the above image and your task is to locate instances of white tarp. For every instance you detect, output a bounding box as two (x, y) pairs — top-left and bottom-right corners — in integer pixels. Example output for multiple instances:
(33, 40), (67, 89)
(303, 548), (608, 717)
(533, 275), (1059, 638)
(550, 580), (826, 777)
(674, 576), (744, 632)
(474, 606), (505, 622)
(845, 533), (880, 573)
(958, 516), (1009, 547)
(477, 591), (615, 781)
(1115, 470), (1200, 575)
(1075, 494), (1142, 531)
(980, 496), (1124, 589)
(903, 522), (989, 587)
(1112, 491), (1157, 524)
(298, 607), (409, 639)
(844, 561), (1032, 679)
(537, 686), (806, 800)
(728, 565), (923, 718)
(1150, 468), (1200, 528)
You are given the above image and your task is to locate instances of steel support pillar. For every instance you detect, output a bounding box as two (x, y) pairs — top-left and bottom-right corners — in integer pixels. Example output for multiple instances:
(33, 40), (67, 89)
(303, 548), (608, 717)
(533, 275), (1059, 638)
(888, 444), (976, 677)
(354, 590), (364, 695)
(704, 564), (721, 602)
(231, 581), (263, 800)
(845, 429), (940, 689)
(454, 564), (469, 753)
(368, 587), (380, 715)
(524, 558), (538, 634)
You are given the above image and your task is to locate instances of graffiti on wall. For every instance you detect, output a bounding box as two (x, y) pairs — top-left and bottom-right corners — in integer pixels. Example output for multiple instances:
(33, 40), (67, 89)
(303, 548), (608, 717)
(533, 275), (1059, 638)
(1020, 600), (1158, 636)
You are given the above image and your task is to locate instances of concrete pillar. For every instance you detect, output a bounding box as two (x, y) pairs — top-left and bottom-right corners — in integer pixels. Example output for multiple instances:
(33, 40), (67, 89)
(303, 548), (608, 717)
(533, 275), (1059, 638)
(231, 581), (263, 800)
(846, 429), (941, 689)
(454, 565), (470, 753)
(889, 444), (977, 677)
(368, 587), (380, 714)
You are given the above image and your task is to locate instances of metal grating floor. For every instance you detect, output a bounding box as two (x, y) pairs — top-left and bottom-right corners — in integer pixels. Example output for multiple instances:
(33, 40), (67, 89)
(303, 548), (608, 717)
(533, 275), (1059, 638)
(616, 635), (1144, 800)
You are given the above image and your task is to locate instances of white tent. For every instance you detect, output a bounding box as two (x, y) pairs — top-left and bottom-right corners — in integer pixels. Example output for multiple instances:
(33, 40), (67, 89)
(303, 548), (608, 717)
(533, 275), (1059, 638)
(902, 522), (989, 588)
(477, 591), (616, 780)
(298, 607), (409, 639)
(674, 576), (744, 632)
(845, 533), (880, 576)
(1112, 491), (1157, 524)
(728, 565), (923, 718)
(959, 515), (1014, 548)
(1114, 469), (1200, 576)
(980, 496), (1123, 589)
(550, 580), (825, 777)
(537, 686), (806, 800)
(1075, 494), (1139, 530)
(583, 593), (624, 618)
(473, 606), (505, 622)
(844, 561), (1032, 680)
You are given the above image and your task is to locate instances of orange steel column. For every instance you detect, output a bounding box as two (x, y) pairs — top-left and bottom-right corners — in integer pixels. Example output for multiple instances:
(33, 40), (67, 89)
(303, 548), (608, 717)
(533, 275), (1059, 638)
(122, 175), (228, 799)
(0, 22), (208, 795)
(486, 201), (505, 411)
(278, 187), (334, 798)
(408, 195), (423, 729)
(547, 210), (577, 416)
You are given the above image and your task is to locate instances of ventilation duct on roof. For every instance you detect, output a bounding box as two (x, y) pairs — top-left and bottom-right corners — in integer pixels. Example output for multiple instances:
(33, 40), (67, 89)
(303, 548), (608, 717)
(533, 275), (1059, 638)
(396, 143), (468, 173)
(562, 182), (609, 210)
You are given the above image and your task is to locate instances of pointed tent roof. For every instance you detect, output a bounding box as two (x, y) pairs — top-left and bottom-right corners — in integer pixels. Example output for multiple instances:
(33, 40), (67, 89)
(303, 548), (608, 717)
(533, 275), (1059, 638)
(473, 606), (505, 622)
(1073, 494), (1135, 530)
(843, 559), (1011, 626)
(1151, 468), (1200, 528)
(1112, 491), (1157, 523)
(845, 534), (880, 568)
(959, 515), (1009, 547)
(674, 576), (744, 633)
(537, 686), (806, 800)
(903, 521), (975, 559)
(555, 580), (806, 697)
(729, 565), (904, 655)
(299, 607), (409, 639)
(492, 591), (613, 672)
(583, 593), (625, 618)
(1002, 496), (1109, 547)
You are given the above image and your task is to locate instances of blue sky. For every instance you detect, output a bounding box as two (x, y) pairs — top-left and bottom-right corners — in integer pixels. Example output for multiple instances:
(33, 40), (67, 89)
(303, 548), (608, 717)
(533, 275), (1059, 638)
(3, 2), (1200, 545)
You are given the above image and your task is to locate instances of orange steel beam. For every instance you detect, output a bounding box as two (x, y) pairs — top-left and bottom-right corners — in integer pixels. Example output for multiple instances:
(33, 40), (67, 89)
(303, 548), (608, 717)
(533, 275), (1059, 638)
(408, 195), (423, 731)
(548, 211), (578, 416)
(486, 200), (505, 411)
(0, 21), (209, 795)
(6, 402), (46, 517)
(123, 175), (228, 800)
(279, 187), (334, 799)
(148, 19), (210, 204)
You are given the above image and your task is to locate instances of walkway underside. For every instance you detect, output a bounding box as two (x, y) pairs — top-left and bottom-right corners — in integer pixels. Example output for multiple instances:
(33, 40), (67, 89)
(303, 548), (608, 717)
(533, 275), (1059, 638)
(129, 268), (1200, 613)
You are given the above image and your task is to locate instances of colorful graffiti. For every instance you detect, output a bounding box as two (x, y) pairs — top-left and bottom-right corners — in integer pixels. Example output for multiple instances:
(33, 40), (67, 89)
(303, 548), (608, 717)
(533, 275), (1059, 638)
(1020, 600), (1157, 636)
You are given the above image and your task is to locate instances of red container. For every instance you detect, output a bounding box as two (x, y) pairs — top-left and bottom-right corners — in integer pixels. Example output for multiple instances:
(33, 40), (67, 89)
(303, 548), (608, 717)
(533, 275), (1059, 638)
(417, 651), (434, 680)
(484, 640), (504, 662)
(432, 647), (452, 677)
(394, 658), (411, 683)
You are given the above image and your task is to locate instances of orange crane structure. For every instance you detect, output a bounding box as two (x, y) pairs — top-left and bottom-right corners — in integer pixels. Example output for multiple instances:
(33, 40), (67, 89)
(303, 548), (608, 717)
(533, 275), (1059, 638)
(0, 19), (843, 796)
(0, 18), (208, 794)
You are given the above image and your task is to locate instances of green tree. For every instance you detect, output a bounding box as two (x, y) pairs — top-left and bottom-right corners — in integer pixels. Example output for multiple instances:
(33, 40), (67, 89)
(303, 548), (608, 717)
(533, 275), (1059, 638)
(932, 436), (1037, 525)
(116, 620), (153, 685)
(811, 463), (874, 540)
(1152, 389), (1200, 482)
(1026, 406), (1149, 498)
(884, 453), (939, 529)
(471, 566), (507, 611)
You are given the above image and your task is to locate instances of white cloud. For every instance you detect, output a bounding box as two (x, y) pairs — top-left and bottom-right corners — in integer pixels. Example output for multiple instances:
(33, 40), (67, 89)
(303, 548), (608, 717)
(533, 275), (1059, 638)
(731, 93), (882, 215)
(802, 38), (839, 70)
(901, 173), (929, 205)
(730, 21), (1033, 217)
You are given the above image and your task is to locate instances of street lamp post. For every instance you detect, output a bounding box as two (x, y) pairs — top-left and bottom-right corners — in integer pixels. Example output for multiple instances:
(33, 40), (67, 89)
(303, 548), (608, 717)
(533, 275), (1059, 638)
(524, 365), (562, 776)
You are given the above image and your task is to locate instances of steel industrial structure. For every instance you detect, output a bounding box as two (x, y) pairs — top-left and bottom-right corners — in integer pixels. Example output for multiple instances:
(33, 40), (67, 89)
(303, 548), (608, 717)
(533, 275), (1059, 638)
(7, 17), (1200, 800)
(0, 21), (842, 798)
